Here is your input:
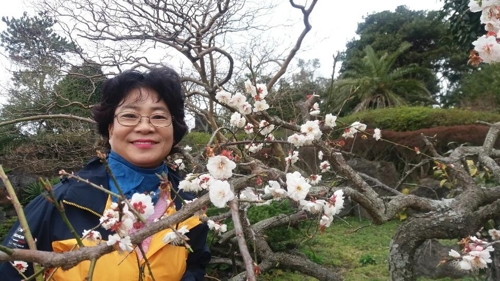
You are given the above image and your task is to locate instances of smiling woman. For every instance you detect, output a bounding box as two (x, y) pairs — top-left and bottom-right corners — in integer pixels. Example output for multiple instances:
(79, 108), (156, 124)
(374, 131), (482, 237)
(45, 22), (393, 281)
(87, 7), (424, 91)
(0, 67), (211, 281)
(107, 88), (175, 168)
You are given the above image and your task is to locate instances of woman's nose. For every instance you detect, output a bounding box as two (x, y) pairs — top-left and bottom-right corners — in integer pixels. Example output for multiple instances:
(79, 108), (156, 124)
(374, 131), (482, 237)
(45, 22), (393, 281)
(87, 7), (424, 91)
(134, 116), (155, 132)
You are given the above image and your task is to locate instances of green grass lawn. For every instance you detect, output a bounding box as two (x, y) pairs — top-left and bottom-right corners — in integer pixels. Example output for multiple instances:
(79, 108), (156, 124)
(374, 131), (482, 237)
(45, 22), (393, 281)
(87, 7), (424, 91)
(260, 217), (481, 281)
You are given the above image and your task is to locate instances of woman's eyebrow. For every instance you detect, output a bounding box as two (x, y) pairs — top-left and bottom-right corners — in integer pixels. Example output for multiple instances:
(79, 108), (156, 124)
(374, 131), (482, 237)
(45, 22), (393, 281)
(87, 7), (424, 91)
(150, 106), (169, 112)
(120, 105), (169, 112)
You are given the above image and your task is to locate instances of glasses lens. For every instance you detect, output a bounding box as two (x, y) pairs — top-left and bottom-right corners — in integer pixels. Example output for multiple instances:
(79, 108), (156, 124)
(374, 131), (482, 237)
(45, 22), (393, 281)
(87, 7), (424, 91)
(116, 112), (172, 127)
(117, 112), (140, 126)
(149, 114), (171, 127)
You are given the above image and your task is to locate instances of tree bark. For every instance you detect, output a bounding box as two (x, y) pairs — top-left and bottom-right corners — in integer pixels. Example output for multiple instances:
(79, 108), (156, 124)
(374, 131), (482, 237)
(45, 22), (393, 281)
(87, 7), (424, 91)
(390, 200), (500, 280)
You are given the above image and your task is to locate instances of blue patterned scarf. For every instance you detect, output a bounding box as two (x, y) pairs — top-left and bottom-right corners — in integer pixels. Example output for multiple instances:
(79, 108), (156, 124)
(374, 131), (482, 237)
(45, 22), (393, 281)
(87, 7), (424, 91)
(106, 150), (167, 204)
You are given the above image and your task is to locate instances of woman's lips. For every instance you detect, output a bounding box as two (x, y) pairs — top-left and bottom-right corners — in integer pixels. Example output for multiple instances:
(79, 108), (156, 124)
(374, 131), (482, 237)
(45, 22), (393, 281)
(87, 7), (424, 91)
(132, 140), (157, 149)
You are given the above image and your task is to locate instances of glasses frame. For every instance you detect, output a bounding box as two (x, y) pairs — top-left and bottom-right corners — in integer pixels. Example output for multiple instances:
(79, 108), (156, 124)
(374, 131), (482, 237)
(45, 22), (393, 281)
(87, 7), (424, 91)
(114, 112), (174, 128)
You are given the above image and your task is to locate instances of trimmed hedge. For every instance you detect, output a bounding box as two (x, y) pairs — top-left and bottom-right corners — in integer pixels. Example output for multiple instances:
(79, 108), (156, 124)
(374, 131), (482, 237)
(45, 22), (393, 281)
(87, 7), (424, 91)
(178, 131), (212, 151)
(338, 106), (500, 132)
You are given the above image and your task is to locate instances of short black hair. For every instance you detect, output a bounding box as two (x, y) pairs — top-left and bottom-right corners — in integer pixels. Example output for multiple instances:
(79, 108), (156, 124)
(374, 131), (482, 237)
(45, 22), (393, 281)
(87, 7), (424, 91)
(92, 67), (188, 147)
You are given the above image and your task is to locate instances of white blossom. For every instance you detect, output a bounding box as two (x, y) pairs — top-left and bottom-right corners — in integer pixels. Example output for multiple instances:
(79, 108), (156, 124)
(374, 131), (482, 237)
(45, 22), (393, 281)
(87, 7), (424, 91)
(310, 110), (320, 116)
(342, 127), (357, 138)
(207, 220), (228, 234)
(12, 261), (28, 273)
(179, 178), (202, 193)
(320, 215), (333, 228)
(469, 0), (500, 12)
(286, 171), (311, 201)
(215, 90), (232, 104)
(300, 199), (325, 214)
(82, 229), (102, 242)
(473, 35), (500, 63)
(324, 114), (337, 128)
(107, 234), (133, 253)
(308, 174), (322, 185)
(480, 6), (500, 27)
(373, 128), (382, 141)
(256, 83), (268, 99)
(247, 143), (264, 153)
(174, 158), (186, 170)
(449, 249), (461, 258)
(323, 190), (345, 217)
(184, 145), (192, 152)
(287, 133), (307, 148)
(301, 120), (323, 140)
(230, 112), (246, 128)
(197, 174), (214, 190)
(130, 193), (155, 220)
(489, 228), (500, 240)
(229, 92), (247, 108)
(100, 208), (120, 230)
(253, 100), (270, 112)
(351, 121), (367, 132)
(264, 180), (287, 199)
(206, 155), (237, 180)
(209, 180), (235, 208)
(244, 123), (254, 134)
(285, 150), (299, 165)
(244, 79), (257, 96)
(240, 187), (260, 201)
(320, 161), (331, 173)
(318, 150), (324, 160)
(238, 102), (253, 115)
(309, 102), (320, 116)
(462, 247), (494, 270)
(259, 120), (275, 135)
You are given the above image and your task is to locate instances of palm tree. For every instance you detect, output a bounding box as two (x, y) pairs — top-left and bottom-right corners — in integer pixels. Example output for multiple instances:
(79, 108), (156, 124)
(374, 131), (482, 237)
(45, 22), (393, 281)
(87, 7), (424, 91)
(328, 42), (434, 114)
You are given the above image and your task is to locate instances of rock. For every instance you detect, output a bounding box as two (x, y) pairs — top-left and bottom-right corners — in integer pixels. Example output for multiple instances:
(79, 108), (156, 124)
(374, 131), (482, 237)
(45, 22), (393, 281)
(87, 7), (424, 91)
(347, 158), (399, 193)
(414, 239), (469, 279)
(0, 171), (38, 207)
(346, 158), (399, 219)
(411, 178), (451, 200)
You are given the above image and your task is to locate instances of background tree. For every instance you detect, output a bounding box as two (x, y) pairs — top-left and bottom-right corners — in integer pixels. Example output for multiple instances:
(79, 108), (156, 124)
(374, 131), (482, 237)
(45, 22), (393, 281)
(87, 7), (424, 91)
(0, 11), (80, 133)
(339, 6), (469, 102)
(441, 0), (483, 52)
(49, 62), (105, 130)
(446, 63), (500, 111)
(270, 59), (329, 123)
(327, 42), (433, 114)
(0, 12), (102, 173)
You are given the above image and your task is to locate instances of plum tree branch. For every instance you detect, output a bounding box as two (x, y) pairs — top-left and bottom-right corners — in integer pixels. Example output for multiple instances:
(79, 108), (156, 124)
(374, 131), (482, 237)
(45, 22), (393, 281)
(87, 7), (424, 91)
(0, 114), (95, 127)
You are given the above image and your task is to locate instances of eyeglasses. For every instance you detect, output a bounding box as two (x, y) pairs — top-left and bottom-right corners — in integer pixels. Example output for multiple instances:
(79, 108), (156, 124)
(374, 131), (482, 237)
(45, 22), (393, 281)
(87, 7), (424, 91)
(115, 112), (173, 128)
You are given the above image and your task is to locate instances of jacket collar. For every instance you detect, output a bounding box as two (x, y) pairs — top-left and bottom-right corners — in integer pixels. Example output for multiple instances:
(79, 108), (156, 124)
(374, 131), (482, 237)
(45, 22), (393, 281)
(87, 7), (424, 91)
(61, 157), (189, 216)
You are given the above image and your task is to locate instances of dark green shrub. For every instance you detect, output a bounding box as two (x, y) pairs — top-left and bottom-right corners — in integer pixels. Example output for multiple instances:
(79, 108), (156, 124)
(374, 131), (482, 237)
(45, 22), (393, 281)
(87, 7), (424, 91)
(338, 107), (500, 132)
(21, 177), (60, 206)
(179, 132), (211, 151)
(247, 200), (306, 251)
(0, 216), (17, 242)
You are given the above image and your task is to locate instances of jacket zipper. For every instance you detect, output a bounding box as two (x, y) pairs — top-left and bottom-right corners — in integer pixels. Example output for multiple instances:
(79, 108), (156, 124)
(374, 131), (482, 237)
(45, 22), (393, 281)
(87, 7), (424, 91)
(62, 200), (102, 218)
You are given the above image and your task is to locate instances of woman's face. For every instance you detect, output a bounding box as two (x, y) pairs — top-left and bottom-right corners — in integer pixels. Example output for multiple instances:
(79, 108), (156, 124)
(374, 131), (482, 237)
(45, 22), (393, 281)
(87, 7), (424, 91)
(108, 88), (174, 168)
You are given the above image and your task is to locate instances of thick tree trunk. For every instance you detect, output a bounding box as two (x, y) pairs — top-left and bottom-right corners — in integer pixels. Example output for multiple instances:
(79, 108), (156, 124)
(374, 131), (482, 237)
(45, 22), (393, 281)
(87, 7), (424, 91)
(488, 244), (500, 281)
(389, 202), (500, 281)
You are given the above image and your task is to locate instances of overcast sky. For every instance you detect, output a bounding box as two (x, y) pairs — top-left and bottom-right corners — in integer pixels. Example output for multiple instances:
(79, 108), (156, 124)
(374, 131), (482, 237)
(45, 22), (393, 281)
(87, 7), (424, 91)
(0, 0), (443, 103)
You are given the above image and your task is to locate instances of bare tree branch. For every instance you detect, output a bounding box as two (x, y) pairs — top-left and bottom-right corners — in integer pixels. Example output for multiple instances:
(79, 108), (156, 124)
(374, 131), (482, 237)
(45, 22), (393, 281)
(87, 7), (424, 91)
(0, 114), (95, 127)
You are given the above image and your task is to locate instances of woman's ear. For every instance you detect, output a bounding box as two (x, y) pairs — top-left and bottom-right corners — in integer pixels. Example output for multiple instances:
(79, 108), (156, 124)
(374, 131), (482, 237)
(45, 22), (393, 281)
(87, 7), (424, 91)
(108, 124), (114, 138)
